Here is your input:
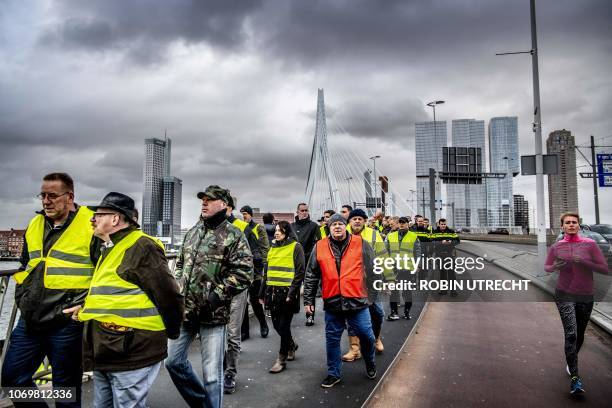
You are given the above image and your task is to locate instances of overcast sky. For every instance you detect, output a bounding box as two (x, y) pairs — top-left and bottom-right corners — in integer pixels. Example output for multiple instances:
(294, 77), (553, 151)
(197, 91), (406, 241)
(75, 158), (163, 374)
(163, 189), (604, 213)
(1, 0), (611, 230)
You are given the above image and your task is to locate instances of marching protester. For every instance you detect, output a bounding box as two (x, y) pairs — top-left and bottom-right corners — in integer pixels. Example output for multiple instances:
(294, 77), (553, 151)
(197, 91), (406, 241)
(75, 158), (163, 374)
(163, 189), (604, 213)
(319, 209), (335, 239)
(544, 212), (608, 395)
(67, 192), (183, 407)
(262, 212), (276, 244)
(291, 203), (320, 326)
(411, 215), (432, 274)
(259, 220), (305, 373)
(222, 197), (261, 393)
(431, 218), (460, 296)
(303, 214), (377, 388)
(165, 186), (253, 408)
(339, 204), (353, 220)
(386, 217), (421, 321)
(240, 205), (270, 346)
(342, 209), (391, 361)
(2, 173), (101, 408)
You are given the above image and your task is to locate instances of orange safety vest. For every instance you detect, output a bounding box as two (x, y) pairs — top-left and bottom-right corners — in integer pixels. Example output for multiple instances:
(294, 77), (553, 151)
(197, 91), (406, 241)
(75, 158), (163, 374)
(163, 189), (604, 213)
(316, 235), (368, 300)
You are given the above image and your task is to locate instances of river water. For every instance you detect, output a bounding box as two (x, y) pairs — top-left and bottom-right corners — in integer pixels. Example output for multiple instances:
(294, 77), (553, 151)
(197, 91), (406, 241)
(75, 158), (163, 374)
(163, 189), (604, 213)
(0, 261), (19, 338)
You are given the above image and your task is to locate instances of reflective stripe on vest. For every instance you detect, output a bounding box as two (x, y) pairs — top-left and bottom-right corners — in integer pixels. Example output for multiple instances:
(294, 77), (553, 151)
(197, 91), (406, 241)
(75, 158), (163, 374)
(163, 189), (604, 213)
(79, 230), (165, 331)
(316, 236), (367, 300)
(266, 241), (297, 287)
(15, 207), (95, 288)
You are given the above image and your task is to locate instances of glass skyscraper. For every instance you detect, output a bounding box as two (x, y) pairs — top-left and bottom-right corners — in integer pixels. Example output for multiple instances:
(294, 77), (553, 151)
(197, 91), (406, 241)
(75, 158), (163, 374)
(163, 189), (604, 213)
(415, 121), (447, 221)
(487, 117), (519, 227)
(447, 119), (487, 228)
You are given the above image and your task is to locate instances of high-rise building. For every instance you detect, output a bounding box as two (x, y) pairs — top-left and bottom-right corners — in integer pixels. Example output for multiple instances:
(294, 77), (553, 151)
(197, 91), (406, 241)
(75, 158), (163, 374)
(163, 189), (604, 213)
(163, 176), (182, 245)
(488, 117), (519, 227)
(415, 121), (447, 221)
(447, 119), (487, 228)
(513, 195), (529, 231)
(142, 136), (181, 243)
(546, 129), (579, 231)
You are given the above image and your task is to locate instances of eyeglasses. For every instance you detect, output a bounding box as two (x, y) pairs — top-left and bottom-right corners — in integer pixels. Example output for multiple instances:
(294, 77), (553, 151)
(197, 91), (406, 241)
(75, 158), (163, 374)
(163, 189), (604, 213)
(37, 192), (69, 200)
(93, 212), (117, 218)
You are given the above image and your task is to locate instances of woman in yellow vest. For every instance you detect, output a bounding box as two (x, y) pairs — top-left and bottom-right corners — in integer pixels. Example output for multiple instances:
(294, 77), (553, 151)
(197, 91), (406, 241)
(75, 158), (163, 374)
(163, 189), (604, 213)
(259, 220), (305, 373)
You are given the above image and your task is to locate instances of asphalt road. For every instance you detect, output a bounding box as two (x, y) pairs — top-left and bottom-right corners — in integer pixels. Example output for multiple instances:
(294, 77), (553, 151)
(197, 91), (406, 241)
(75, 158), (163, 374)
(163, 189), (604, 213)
(81, 298), (424, 408)
(367, 251), (612, 408)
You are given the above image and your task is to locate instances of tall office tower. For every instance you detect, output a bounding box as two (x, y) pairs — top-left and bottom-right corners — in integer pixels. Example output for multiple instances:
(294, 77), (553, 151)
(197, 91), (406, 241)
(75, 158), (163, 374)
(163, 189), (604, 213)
(513, 195), (529, 231)
(415, 121), (447, 221)
(143, 138), (169, 235)
(163, 176), (182, 245)
(546, 129), (579, 230)
(448, 119), (486, 228)
(488, 117), (519, 228)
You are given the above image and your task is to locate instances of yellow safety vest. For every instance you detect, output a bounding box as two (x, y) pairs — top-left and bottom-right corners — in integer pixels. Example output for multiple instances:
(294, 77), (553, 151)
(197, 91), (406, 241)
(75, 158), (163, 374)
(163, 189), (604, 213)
(266, 241), (297, 287)
(348, 226), (394, 281)
(320, 226), (327, 238)
(79, 230), (165, 331)
(387, 230), (418, 270)
(15, 206), (95, 289)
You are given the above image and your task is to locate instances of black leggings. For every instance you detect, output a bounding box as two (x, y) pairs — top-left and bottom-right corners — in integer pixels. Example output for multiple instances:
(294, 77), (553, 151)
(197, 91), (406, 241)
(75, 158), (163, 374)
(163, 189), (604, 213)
(242, 279), (267, 336)
(555, 300), (594, 376)
(271, 308), (295, 355)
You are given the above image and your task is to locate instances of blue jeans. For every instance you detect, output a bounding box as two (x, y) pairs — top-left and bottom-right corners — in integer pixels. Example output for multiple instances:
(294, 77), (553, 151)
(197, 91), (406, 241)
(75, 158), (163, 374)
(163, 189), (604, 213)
(165, 324), (226, 408)
(1, 317), (83, 408)
(347, 302), (384, 339)
(325, 308), (375, 378)
(93, 362), (161, 408)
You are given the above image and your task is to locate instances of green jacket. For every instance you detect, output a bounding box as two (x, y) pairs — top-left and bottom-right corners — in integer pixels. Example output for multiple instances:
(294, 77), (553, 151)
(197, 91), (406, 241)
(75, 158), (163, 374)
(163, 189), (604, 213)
(175, 209), (253, 326)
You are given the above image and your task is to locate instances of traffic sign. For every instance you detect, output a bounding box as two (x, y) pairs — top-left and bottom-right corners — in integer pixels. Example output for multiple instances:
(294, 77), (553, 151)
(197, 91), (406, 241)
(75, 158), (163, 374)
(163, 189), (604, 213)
(597, 153), (612, 187)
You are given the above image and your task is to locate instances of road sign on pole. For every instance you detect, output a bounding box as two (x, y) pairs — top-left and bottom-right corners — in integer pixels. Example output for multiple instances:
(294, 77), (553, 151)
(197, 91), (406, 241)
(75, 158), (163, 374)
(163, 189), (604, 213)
(597, 153), (612, 187)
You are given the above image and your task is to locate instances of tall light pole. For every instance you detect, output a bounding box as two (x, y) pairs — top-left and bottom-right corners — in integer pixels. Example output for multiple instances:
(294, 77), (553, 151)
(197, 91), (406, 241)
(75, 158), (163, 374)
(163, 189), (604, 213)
(426, 100), (445, 220)
(345, 176), (353, 206)
(496, 0), (546, 270)
(370, 155), (381, 212)
(409, 189), (416, 214)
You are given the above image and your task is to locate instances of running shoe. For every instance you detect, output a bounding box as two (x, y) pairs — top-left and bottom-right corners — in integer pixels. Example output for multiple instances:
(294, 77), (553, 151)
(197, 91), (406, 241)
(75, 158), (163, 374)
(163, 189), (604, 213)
(223, 374), (236, 394)
(570, 376), (584, 395)
(387, 312), (400, 321)
(366, 362), (377, 380)
(403, 311), (412, 320)
(321, 375), (341, 388)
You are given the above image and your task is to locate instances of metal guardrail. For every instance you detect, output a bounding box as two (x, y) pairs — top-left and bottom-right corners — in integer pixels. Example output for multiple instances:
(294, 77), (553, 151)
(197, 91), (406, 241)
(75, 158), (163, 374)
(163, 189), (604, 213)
(0, 253), (178, 385)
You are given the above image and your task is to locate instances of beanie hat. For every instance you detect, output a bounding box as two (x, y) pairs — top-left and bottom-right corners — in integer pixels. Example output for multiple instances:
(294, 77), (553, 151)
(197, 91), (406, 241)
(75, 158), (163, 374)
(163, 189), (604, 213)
(348, 208), (367, 221)
(240, 205), (254, 216)
(328, 213), (347, 226)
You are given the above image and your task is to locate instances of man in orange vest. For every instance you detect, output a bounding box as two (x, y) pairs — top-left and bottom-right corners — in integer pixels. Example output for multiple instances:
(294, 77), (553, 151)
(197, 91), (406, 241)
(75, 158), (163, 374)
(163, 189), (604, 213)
(304, 214), (377, 388)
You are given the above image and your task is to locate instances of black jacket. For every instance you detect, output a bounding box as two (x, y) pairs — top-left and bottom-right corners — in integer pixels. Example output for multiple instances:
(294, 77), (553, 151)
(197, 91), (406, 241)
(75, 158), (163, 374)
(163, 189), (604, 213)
(303, 234), (376, 313)
(260, 237), (305, 313)
(432, 227), (460, 256)
(291, 216), (320, 259)
(82, 226), (184, 372)
(17, 205), (102, 333)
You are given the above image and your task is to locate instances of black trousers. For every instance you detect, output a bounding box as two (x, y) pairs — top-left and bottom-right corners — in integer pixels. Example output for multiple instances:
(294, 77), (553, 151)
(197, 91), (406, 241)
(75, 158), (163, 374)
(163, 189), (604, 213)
(242, 279), (268, 336)
(271, 308), (295, 355)
(555, 299), (594, 376)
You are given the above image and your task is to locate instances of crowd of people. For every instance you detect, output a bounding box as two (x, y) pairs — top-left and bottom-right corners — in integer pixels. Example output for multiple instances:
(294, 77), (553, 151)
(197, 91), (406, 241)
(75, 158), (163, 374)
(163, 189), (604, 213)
(1, 172), (607, 407)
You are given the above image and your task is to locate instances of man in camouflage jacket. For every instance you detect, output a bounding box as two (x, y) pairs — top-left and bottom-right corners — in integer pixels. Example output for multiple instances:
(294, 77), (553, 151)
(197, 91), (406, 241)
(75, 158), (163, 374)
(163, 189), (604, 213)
(165, 185), (253, 408)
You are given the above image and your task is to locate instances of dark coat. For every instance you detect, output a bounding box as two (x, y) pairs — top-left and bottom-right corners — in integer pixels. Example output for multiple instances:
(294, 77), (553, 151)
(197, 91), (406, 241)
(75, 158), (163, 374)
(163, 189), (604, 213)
(291, 216), (320, 259)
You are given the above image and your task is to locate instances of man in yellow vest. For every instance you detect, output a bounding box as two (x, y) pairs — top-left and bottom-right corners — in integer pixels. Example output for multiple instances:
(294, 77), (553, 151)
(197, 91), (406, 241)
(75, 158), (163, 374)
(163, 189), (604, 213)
(2, 172), (101, 408)
(64, 192), (184, 407)
(342, 209), (391, 362)
(319, 209), (335, 239)
(386, 217), (421, 320)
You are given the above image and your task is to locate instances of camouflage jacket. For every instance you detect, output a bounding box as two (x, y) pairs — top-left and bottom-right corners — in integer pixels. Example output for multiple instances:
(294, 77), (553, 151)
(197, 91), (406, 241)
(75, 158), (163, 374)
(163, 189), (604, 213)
(175, 209), (253, 325)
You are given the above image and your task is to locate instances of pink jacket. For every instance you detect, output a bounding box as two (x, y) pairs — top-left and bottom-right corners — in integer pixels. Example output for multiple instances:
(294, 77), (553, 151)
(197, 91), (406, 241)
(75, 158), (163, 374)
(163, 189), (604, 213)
(544, 233), (609, 295)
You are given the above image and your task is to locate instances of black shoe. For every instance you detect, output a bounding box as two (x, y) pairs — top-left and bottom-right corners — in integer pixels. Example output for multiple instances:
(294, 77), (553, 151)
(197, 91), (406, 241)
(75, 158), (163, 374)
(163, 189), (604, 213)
(241, 332), (250, 342)
(387, 312), (400, 321)
(321, 375), (341, 388)
(403, 312), (412, 320)
(223, 374), (236, 394)
(305, 315), (315, 326)
(366, 363), (377, 380)
(260, 324), (269, 338)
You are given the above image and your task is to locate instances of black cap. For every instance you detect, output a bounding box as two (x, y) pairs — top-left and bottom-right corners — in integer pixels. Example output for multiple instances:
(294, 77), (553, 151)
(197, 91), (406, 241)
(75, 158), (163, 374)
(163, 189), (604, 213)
(240, 205), (253, 216)
(89, 192), (139, 227)
(399, 216), (410, 224)
(348, 208), (368, 221)
(196, 185), (231, 204)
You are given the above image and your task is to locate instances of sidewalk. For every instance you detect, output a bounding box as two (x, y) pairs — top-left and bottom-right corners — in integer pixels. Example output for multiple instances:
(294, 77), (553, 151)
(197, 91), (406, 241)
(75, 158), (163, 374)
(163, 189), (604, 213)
(459, 240), (612, 335)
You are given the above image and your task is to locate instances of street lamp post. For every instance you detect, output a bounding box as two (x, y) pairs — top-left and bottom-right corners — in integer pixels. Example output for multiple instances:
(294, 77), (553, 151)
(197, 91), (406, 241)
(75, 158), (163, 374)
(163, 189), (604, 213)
(345, 176), (353, 206)
(426, 100), (445, 220)
(370, 155), (381, 213)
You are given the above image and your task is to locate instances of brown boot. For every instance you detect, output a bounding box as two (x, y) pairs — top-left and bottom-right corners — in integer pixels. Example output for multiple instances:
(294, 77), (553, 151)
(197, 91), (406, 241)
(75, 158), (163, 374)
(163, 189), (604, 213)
(269, 354), (287, 373)
(287, 341), (298, 361)
(374, 337), (384, 354)
(341, 336), (362, 362)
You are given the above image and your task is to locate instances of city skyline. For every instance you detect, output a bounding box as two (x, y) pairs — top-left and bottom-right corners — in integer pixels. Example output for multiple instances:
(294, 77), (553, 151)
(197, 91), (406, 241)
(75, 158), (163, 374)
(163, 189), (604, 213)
(0, 0), (611, 229)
